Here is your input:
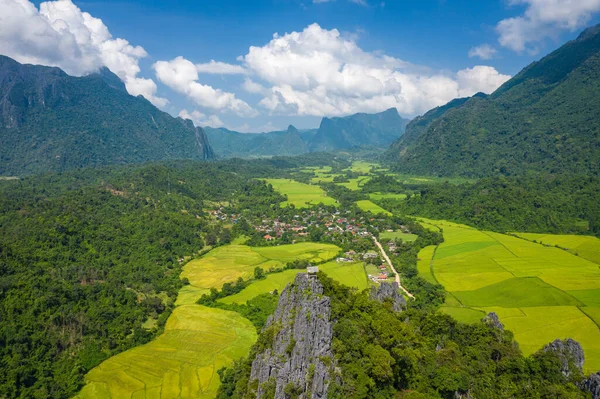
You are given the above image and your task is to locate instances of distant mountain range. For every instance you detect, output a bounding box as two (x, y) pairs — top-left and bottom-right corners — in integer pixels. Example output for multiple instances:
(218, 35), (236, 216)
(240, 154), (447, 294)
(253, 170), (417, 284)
(385, 24), (600, 177)
(0, 56), (213, 176)
(205, 108), (409, 158)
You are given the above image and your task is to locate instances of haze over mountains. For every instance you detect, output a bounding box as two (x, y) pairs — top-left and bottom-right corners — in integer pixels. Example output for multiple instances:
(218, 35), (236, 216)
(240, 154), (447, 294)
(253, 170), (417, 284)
(385, 24), (600, 177)
(205, 108), (409, 158)
(0, 56), (213, 176)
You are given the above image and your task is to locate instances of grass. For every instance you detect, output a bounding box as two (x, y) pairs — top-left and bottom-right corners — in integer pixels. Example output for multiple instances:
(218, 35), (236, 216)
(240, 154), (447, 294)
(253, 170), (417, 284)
(220, 261), (369, 305)
(181, 243), (340, 303)
(452, 277), (582, 308)
(417, 246), (437, 284)
(423, 218), (600, 372)
(337, 176), (371, 191)
(356, 200), (392, 215)
(77, 242), (340, 397)
(345, 161), (378, 173)
(75, 306), (257, 399)
(380, 231), (418, 242)
(264, 178), (338, 208)
(369, 192), (407, 201)
(514, 232), (600, 265)
(481, 306), (600, 374)
(439, 306), (486, 324)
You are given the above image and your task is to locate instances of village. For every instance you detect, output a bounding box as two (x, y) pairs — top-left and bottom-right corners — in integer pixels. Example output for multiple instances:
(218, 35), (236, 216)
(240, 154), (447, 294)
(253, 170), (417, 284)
(208, 205), (414, 285)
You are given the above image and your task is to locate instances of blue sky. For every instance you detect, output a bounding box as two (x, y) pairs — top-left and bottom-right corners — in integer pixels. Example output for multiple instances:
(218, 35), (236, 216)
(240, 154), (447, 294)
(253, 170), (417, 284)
(7, 0), (600, 131)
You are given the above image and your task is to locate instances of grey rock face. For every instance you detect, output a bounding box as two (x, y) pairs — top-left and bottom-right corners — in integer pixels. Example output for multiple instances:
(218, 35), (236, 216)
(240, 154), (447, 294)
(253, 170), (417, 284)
(370, 282), (406, 312)
(543, 338), (585, 377)
(482, 312), (504, 331)
(249, 274), (335, 399)
(581, 372), (600, 399)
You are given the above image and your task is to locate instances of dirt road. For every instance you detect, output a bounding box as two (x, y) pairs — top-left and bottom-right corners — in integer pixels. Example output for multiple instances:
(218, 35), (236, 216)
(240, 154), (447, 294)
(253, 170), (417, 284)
(372, 236), (415, 299)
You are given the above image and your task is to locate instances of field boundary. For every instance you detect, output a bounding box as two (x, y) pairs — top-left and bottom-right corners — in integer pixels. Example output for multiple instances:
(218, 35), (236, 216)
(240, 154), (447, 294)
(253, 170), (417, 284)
(579, 306), (600, 330)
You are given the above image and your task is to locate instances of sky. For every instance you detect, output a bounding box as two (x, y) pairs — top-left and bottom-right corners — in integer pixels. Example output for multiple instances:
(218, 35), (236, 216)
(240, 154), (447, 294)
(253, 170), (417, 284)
(2, 0), (600, 132)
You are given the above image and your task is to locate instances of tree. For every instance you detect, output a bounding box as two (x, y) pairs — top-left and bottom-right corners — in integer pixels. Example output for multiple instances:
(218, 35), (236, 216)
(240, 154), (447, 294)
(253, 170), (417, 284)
(254, 267), (266, 280)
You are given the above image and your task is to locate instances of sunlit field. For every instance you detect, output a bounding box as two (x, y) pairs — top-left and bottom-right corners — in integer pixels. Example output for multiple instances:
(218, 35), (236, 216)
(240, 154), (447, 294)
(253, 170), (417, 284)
(356, 199), (392, 215)
(422, 219), (600, 373)
(264, 178), (338, 208)
(220, 260), (368, 305)
(75, 306), (256, 399)
(76, 242), (339, 397)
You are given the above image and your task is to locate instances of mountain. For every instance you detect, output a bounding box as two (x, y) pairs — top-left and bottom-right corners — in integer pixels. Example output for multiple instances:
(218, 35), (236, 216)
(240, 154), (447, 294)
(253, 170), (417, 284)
(385, 24), (600, 177)
(0, 56), (214, 176)
(310, 107), (409, 152)
(205, 125), (312, 158)
(206, 108), (408, 158)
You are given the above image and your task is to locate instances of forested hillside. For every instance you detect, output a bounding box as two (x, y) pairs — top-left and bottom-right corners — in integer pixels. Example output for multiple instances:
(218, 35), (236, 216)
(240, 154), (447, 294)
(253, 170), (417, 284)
(0, 56), (214, 177)
(0, 160), (292, 398)
(386, 24), (600, 177)
(205, 125), (312, 158)
(367, 174), (600, 235)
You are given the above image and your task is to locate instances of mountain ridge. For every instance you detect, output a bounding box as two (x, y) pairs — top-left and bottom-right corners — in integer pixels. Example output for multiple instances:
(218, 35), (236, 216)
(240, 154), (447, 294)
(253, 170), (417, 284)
(205, 108), (409, 158)
(385, 23), (600, 177)
(0, 55), (214, 176)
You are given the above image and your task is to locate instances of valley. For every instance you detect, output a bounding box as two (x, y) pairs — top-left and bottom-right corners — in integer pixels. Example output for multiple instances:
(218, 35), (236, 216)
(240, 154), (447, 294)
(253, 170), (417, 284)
(3, 14), (600, 398)
(64, 160), (600, 397)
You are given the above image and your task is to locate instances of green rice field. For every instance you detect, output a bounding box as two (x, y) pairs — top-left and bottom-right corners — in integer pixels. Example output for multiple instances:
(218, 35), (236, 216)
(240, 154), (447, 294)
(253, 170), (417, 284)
(380, 230), (418, 242)
(369, 192), (407, 201)
(345, 161), (379, 173)
(514, 232), (600, 266)
(264, 178), (338, 208)
(356, 200), (392, 215)
(76, 242), (340, 397)
(75, 305), (257, 399)
(337, 176), (371, 191)
(220, 260), (369, 305)
(181, 243), (340, 304)
(417, 245), (437, 284)
(423, 219), (600, 373)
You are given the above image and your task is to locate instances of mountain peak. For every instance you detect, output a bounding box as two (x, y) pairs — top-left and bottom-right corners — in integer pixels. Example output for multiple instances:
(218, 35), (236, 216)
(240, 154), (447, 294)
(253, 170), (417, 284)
(577, 23), (600, 41)
(91, 67), (127, 92)
(286, 124), (299, 133)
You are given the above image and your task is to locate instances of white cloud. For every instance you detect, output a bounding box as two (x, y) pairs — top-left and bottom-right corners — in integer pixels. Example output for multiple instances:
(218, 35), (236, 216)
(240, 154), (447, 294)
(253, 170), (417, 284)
(239, 23), (510, 117)
(468, 44), (498, 60)
(242, 78), (268, 94)
(497, 0), (600, 52)
(179, 109), (224, 128)
(456, 66), (511, 97)
(154, 56), (257, 117)
(0, 0), (167, 107)
(195, 60), (247, 75)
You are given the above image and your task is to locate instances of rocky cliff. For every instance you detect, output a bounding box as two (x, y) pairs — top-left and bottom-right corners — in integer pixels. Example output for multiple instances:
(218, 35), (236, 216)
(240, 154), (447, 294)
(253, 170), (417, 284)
(582, 372), (600, 399)
(248, 273), (336, 399)
(369, 282), (407, 312)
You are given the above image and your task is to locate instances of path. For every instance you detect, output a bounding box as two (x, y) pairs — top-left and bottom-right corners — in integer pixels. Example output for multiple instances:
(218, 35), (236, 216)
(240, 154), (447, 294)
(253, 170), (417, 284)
(372, 235), (415, 299)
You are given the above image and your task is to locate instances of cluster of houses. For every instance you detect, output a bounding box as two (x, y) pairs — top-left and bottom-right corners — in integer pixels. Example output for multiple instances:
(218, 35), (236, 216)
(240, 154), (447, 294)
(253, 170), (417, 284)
(251, 208), (382, 242)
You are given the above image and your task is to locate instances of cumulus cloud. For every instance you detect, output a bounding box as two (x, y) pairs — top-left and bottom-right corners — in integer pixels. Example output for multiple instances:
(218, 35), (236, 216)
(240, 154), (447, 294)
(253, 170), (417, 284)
(0, 0), (167, 107)
(195, 60), (248, 75)
(497, 0), (600, 53)
(238, 23), (510, 117)
(468, 44), (498, 60)
(456, 66), (511, 97)
(179, 109), (225, 128)
(154, 56), (257, 116)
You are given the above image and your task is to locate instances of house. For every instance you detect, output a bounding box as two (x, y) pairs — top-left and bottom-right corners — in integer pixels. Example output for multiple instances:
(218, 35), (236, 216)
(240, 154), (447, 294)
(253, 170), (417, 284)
(264, 235), (274, 241)
(378, 274), (388, 280)
(307, 266), (319, 274)
(363, 252), (378, 259)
